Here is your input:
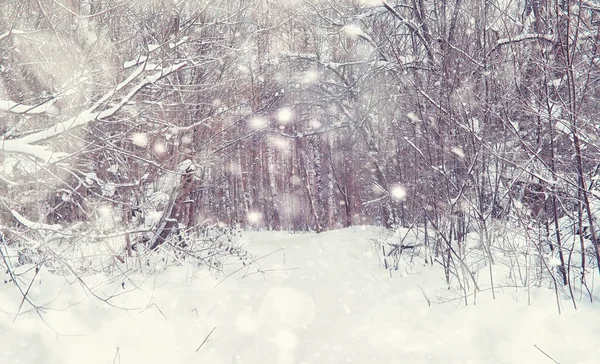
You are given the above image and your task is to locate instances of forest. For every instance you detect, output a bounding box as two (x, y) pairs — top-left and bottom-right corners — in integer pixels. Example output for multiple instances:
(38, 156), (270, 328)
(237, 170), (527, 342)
(2, 0), (600, 311)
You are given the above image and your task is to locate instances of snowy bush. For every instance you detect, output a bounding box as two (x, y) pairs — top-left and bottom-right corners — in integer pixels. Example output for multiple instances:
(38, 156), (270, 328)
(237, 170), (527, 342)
(0, 223), (249, 279)
(372, 227), (423, 274)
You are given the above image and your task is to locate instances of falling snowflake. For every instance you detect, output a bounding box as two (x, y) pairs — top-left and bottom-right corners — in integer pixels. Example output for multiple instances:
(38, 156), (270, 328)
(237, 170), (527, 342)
(250, 116), (268, 129)
(277, 108), (293, 123)
(309, 119), (321, 129)
(451, 147), (466, 159)
(390, 184), (407, 201)
(302, 70), (319, 84)
(181, 134), (193, 144)
(153, 142), (167, 156)
(407, 112), (420, 122)
(247, 211), (263, 224)
(130, 132), (148, 147)
(271, 136), (290, 151)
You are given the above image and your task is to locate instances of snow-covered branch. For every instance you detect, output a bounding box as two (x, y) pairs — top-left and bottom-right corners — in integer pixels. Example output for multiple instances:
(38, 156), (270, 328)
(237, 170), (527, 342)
(20, 61), (185, 145)
(491, 33), (555, 52)
(0, 61), (187, 162)
(11, 210), (62, 232)
(0, 98), (57, 115)
(0, 141), (67, 164)
(0, 29), (27, 41)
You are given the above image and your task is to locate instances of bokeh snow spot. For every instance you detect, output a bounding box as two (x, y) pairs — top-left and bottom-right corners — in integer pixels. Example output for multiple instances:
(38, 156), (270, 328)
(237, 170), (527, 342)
(181, 134), (193, 144)
(407, 112), (420, 122)
(249, 116), (268, 129)
(131, 132), (148, 147)
(302, 70), (318, 84)
(153, 141), (167, 156)
(390, 184), (407, 201)
(273, 329), (298, 350)
(451, 147), (466, 159)
(276, 108), (293, 124)
(259, 287), (316, 328)
(271, 136), (290, 151)
(247, 211), (263, 224)
(277, 351), (295, 364)
(235, 313), (258, 335)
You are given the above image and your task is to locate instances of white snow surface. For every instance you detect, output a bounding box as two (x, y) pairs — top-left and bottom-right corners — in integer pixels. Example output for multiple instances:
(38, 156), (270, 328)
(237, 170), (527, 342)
(1, 227), (599, 364)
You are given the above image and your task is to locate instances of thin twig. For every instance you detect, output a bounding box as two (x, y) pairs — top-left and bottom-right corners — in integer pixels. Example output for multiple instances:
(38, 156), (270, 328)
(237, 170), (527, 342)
(214, 249), (283, 288)
(534, 344), (560, 364)
(14, 265), (41, 320)
(242, 267), (299, 278)
(195, 326), (216, 353)
(140, 303), (167, 319)
(417, 284), (431, 307)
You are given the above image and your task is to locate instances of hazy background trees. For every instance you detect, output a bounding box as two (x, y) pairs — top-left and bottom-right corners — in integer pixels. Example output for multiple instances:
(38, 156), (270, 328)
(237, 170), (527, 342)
(2, 0), (600, 296)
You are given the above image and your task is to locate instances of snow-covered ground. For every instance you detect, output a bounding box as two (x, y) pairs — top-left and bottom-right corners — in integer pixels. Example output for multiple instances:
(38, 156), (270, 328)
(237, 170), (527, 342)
(1, 227), (599, 364)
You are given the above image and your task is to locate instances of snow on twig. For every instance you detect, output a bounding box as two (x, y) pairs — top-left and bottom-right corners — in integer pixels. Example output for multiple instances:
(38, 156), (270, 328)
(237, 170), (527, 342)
(11, 210), (62, 232)
(492, 33), (555, 52)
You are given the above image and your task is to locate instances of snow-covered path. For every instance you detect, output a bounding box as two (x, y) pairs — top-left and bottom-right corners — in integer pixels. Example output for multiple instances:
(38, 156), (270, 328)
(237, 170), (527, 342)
(226, 228), (600, 364)
(1, 227), (599, 363)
